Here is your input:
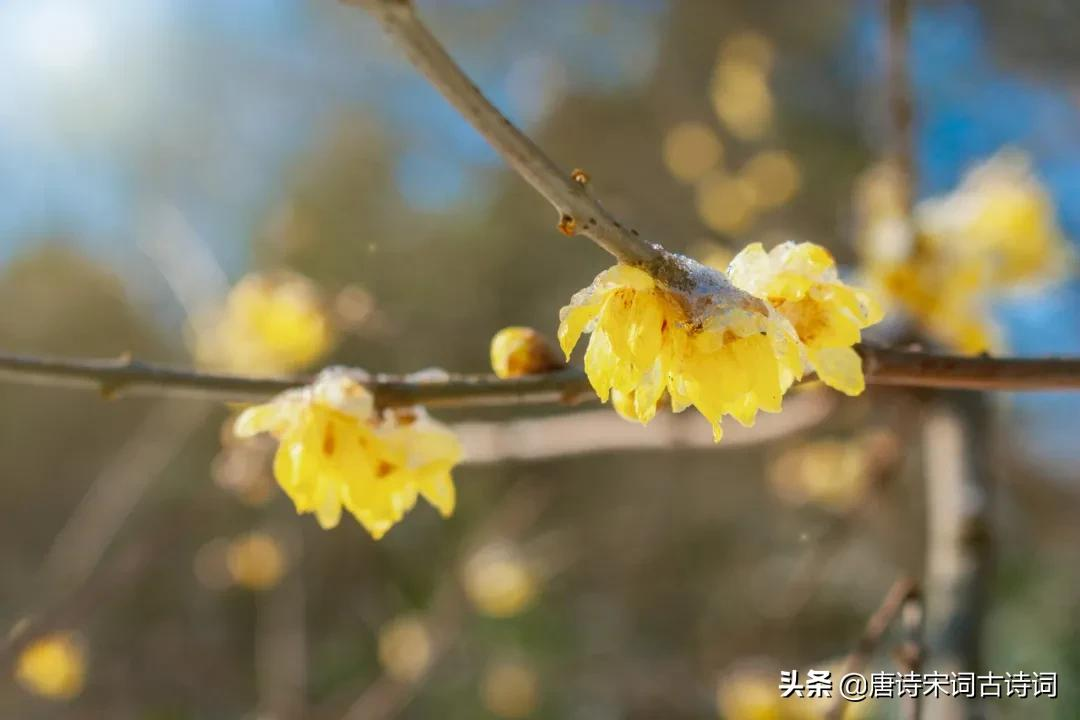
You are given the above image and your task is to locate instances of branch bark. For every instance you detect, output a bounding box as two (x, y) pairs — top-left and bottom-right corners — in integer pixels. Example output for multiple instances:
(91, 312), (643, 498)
(1, 347), (1079, 409)
(350, 0), (693, 282)
(824, 577), (917, 720)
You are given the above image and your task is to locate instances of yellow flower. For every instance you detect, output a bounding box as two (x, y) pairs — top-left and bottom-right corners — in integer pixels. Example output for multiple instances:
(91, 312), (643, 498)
(15, 632), (86, 701)
(857, 151), (1073, 354)
(226, 532), (286, 590)
(717, 666), (872, 720)
(463, 542), (538, 618)
(558, 258), (803, 440)
(489, 327), (564, 379)
(234, 369), (462, 539)
(377, 615), (433, 683)
(192, 272), (333, 375)
(727, 242), (882, 396)
(918, 150), (1072, 287)
(770, 438), (874, 513)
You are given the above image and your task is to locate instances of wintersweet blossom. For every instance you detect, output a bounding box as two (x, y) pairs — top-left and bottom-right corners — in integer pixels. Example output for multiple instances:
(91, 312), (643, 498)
(226, 532), (286, 590)
(192, 272), (333, 375)
(727, 242), (882, 396)
(718, 665), (872, 720)
(918, 150), (1071, 287)
(234, 369), (462, 539)
(377, 615), (433, 683)
(858, 151), (1073, 353)
(558, 257), (804, 440)
(463, 542), (538, 618)
(15, 632), (86, 701)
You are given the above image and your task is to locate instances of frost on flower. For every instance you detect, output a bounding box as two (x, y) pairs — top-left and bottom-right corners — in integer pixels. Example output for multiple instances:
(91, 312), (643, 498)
(727, 242), (882, 396)
(191, 272), (333, 375)
(234, 369), (462, 539)
(858, 151), (1073, 353)
(558, 255), (804, 441)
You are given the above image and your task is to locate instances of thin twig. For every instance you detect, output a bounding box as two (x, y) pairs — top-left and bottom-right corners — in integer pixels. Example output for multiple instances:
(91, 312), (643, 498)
(0, 351), (592, 406)
(884, 5), (925, 719)
(887, 0), (915, 214)
(897, 589), (925, 720)
(351, 0), (683, 279)
(824, 577), (917, 720)
(2, 347), (1080, 410)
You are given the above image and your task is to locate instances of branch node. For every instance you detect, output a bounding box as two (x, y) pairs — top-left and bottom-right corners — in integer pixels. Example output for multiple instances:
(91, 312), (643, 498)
(570, 168), (590, 187)
(557, 214), (576, 237)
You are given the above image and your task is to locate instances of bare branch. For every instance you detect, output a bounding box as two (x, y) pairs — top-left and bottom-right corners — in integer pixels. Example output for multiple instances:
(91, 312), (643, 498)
(1, 347), (1080, 411)
(824, 577), (917, 720)
(0, 351), (592, 407)
(887, 0), (915, 214)
(897, 589), (925, 720)
(351, 0), (675, 274)
(854, 345), (1080, 390)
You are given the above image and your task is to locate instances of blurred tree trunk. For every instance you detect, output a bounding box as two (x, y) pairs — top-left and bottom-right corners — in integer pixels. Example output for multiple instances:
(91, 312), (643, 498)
(922, 392), (993, 720)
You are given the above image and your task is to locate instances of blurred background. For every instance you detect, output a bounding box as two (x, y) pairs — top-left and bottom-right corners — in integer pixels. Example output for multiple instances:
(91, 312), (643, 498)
(0, 0), (1078, 717)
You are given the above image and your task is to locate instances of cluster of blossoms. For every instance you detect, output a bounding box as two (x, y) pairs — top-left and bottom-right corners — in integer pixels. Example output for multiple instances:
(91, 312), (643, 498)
(558, 241), (880, 440)
(240, 242), (877, 536)
(858, 150), (1073, 353)
(235, 369), (462, 539)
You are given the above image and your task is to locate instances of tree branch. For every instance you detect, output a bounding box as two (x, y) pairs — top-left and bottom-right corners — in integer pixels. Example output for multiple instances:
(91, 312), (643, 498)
(887, 0), (915, 214)
(1, 347), (1079, 409)
(824, 577), (917, 720)
(0, 351), (592, 407)
(351, 0), (682, 278)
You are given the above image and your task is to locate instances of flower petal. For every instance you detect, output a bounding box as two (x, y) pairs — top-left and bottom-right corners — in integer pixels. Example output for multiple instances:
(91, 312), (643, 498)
(809, 346), (865, 396)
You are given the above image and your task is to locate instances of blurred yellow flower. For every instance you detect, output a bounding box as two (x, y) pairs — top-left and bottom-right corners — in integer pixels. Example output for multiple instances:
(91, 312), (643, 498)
(558, 259), (803, 440)
(918, 150), (1072, 287)
(719, 30), (775, 71)
(662, 121), (724, 183)
(226, 532), (286, 591)
(463, 542), (538, 618)
(741, 150), (802, 209)
(490, 327), (564, 379)
(696, 171), (759, 234)
(192, 272), (333, 375)
(858, 151), (1073, 353)
(377, 615), (432, 683)
(727, 242), (882, 396)
(770, 440), (870, 513)
(717, 666), (872, 720)
(711, 59), (773, 141)
(481, 658), (540, 719)
(234, 369), (462, 539)
(15, 632), (86, 701)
